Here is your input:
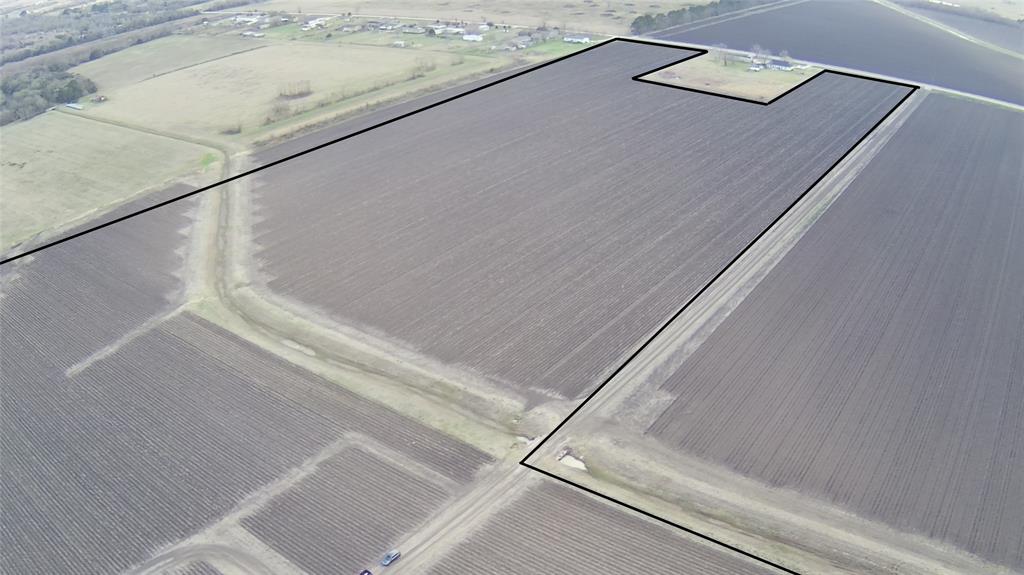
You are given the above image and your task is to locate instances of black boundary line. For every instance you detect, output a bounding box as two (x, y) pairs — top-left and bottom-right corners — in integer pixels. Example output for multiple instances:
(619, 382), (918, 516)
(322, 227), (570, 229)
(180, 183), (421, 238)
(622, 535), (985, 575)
(1, 33), (919, 574)
(0, 37), (624, 266)
(629, 45), (828, 105)
(0, 38), (918, 267)
(519, 61), (918, 572)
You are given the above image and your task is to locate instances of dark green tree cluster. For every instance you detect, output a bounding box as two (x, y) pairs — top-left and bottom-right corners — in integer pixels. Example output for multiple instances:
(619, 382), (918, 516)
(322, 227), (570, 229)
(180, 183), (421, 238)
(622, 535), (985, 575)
(630, 0), (764, 34)
(0, 66), (97, 125)
(1, 0), (255, 64)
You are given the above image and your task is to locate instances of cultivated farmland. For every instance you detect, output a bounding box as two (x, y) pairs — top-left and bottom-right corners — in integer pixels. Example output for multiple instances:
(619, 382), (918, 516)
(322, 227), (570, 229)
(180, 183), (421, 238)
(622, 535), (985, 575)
(1, 276), (490, 575)
(242, 447), (451, 574)
(656, 0), (1024, 105)
(646, 94), (1024, 569)
(250, 39), (911, 400)
(429, 479), (781, 574)
(180, 562), (223, 575)
(0, 112), (217, 253)
(901, 4), (1024, 53)
(0, 195), (194, 367)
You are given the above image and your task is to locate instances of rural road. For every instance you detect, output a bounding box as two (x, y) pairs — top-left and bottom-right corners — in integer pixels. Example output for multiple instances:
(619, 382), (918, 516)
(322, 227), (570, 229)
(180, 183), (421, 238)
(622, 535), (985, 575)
(383, 461), (535, 574)
(54, 27), (977, 575)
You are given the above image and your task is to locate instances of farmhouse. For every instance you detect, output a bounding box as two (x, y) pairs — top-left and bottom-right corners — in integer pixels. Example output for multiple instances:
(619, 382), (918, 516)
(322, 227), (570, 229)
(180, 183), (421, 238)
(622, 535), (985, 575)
(508, 37), (533, 50)
(462, 34), (484, 42)
(768, 59), (793, 71)
(232, 14), (263, 25)
(306, 17), (331, 29)
(564, 35), (592, 44)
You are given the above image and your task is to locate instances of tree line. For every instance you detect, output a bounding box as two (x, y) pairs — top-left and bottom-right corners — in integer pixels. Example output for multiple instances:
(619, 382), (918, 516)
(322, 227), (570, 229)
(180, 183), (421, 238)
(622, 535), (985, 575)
(630, 0), (766, 35)
(1, 66), (97, 125)
(1, 0), (257, 65)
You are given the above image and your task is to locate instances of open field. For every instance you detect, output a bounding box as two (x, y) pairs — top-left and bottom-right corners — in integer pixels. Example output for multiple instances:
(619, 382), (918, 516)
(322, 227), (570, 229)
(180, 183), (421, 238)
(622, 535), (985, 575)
(429, 479), (781, 574)
(1, 222), (491, 575)
(78, 41), (478, 140)
(70, 34), (268, 92)
(644, 94), (1024, 569)
(638, 53), (821, 102)
(0, 194), (195, 369)
(250, 40), (910, 400)
(656, 0), (1024, 105)
(1, 310), (491, 574)
(242, 447), (451, 574)
(0, 112), (217, 253)
(247, 0), (704, 35)
(7, 25), (575, 256)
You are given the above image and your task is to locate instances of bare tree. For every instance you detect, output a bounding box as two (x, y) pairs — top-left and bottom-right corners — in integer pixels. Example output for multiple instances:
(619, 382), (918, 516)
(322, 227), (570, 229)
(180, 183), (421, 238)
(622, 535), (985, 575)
(751, 43), (763, 62)
(713, 43), (729, 65)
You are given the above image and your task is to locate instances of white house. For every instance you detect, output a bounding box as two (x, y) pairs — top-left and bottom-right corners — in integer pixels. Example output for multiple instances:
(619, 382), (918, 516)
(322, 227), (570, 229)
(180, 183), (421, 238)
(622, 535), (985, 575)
(563, 35), (591, 44)
(462, 33), (484, 42)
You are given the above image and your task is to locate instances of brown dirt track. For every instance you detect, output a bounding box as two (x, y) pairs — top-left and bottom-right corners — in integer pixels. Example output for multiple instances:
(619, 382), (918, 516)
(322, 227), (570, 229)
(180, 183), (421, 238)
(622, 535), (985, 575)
(428, 479), (780, 574)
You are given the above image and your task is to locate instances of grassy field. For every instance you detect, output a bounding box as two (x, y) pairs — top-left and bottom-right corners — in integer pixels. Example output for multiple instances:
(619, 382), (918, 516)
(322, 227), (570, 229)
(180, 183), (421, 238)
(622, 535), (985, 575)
(77, 42), (440, 139)
(251, 0), (704, 35)
(71, 34), (267, 92)
(0, 112), (218, 252)
(640, 54), (821, 102)
(72, 36), (554, 145)
(6, 19), (588, 254)
(69, 24), (590, 142)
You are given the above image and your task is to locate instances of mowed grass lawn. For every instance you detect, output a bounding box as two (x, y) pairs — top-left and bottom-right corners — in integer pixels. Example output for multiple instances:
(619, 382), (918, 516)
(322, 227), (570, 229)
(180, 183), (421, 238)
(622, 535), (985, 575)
(79, 42), (469, 140)
(0, 112), (217, 252)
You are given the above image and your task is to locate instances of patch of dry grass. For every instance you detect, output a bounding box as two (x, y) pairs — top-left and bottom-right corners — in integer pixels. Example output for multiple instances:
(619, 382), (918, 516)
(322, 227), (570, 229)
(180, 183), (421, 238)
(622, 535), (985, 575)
(639, 54), (821, 102)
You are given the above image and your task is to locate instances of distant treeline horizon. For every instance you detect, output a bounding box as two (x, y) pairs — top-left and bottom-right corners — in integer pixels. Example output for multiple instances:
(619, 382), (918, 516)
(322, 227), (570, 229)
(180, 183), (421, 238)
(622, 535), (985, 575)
(630, 0), (767, 35)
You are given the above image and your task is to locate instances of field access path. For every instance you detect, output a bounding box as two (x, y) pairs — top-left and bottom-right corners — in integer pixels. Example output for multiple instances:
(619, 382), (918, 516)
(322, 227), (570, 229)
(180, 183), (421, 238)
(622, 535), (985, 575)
(211, 39), (916, 575)
(521, 89), (1017, 575)
(3, 37), (939, 575)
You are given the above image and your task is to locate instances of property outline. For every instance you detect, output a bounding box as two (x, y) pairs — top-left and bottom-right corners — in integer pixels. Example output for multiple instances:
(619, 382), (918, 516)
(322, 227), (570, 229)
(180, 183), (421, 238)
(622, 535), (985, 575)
(0, 36), (920, 575)
(632, 49), (828, 105)
(521, 47), (917, 574)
